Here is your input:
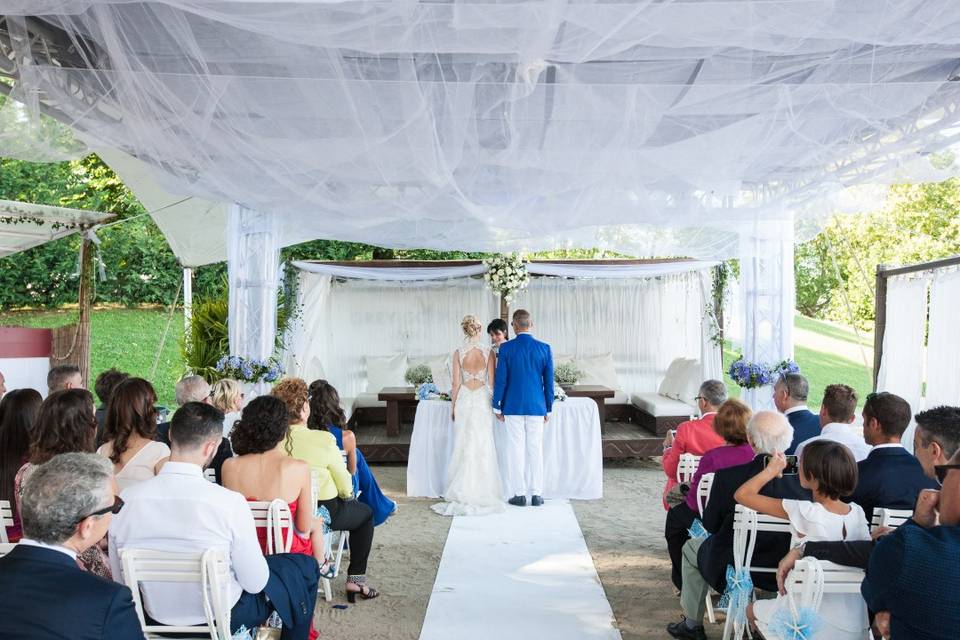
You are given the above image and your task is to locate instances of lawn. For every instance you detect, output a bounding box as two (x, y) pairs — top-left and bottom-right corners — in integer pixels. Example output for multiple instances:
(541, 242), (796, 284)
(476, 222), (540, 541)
(0, 307), (185, 408)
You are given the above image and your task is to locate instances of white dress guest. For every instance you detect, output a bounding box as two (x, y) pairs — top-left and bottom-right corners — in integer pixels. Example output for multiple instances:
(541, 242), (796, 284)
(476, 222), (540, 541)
(97, 440), (170, 492)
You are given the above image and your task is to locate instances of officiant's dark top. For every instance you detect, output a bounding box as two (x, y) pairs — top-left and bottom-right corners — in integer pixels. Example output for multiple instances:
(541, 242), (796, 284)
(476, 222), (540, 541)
(492, 333), (554, 416)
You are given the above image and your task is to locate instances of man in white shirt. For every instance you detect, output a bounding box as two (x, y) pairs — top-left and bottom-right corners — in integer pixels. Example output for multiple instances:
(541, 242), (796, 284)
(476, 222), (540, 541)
(796, 383), (872, 462)
(109, 402), (320, 639)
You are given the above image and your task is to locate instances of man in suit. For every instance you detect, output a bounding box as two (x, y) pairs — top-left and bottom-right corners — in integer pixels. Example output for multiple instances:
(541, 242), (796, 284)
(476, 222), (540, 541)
(773, 373), (820, 455)
(668, 411), (808, 640)
(796, 383), (872, 461)
(492, 309), (554, 507)
(0, 452), (144, 639)
(156, 375), (233, 483)
(850, 392), (937, 523)
(913, 405), (960, 479)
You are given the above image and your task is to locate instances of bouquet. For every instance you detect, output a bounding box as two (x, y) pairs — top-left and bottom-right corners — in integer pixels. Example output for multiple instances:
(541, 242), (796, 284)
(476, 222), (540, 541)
(483, 254), (530, 302)
(215, 355), (284, 384)
(405, 363), (433, 386)
(416, 382), (450, 401)
(554, 385), (568, 402)
(728, 357), (801, 389)
(554, 362), (582, 386)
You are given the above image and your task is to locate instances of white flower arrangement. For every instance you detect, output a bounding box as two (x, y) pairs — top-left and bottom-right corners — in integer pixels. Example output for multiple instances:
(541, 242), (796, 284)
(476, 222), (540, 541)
(483, 254), (530, 302)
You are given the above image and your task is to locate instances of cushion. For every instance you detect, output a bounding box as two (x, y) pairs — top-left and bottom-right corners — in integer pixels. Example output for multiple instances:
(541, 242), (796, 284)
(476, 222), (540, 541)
(604, 390), (631, 405)
(631, 392), (697, 417)
(352, 392), (387, 409)
(577, 352), (620, 390)
(364, 354), (408, 392)
(657, 357), (693, 397)
(553, 353), (575, 367)
(675, 359), (703, 406)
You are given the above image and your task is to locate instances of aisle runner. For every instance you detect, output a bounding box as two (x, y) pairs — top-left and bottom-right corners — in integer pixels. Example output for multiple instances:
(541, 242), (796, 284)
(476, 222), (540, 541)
(419, 501), (621, 639)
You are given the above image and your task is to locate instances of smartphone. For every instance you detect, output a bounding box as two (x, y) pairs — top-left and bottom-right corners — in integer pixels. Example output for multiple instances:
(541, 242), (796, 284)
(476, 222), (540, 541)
(765, 454), (799, 475)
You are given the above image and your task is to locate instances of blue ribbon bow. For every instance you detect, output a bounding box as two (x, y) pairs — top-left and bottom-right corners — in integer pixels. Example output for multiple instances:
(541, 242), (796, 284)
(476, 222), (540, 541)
(688, 518), (709, 540)
(717, 565), (754, 630)
(769, 605), (822, 640)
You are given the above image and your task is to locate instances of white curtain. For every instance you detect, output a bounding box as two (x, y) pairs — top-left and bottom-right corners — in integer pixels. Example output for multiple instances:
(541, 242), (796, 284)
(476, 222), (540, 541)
(291, 261), (488, 281)
(924, 268), (960, 408)
(227, 205), (280, 360)
(511, 271), (706, 394)
(876, 275), (930, 417)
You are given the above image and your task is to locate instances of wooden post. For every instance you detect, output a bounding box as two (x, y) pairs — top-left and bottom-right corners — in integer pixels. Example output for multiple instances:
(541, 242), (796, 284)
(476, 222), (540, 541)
(872, 264), (888, 391)
(500, 294), (509, 338)
(713, 264), (725, 344)
(75, 229), (94, 387)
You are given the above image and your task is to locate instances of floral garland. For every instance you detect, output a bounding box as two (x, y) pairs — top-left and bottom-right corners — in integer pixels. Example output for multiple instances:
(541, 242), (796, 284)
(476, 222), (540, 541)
(728, 357), (800, 389)
(0, 213), (84, 231)
(215, 355), (285, 384)
(483, 254), (529, 302)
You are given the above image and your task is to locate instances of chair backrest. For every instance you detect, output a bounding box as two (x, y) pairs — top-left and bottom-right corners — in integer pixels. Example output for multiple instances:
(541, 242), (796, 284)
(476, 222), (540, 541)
(696, 473), (715, 514)
(311, 469), (320, 507)
(871, 507), (912, 531)
(785, 557), (866, 618)
(0, 542), (15, 557)
(119, 548), (231, 640)
(247, 499), (293, 554)
(0, 500), (14, 544)
(676, 453), (702, 484)
(203, 468), (216, 483)
(732, 504), (793, 574)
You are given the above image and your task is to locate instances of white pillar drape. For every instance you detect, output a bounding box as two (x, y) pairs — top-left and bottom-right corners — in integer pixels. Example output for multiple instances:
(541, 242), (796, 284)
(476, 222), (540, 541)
(876, 275), (929, 420)
(923, 268), (960, 409)
(698, 270), (723, 383)
(738, 216), (795, 410)
(227, 204), (281, 396)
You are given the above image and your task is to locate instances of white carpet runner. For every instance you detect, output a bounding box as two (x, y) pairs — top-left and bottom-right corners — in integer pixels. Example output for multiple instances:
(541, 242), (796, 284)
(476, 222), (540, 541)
(419, 500), (622, 639)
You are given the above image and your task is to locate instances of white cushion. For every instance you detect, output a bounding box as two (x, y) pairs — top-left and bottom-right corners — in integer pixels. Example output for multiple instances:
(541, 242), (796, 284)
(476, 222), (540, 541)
(657, 358), (692, 397)
(675, 359), (703, 406)
(553, 353), (575, 367)
(352, 392), (387, 409)
(631, 392), (697, 417)
(577, 352), (620, 390)
(605, 390), (631, 405)
(364, 354), (408, 392)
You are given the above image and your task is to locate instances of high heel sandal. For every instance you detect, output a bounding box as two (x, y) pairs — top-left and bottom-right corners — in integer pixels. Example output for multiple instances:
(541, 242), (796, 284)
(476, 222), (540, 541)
(346, 579), (379, 603)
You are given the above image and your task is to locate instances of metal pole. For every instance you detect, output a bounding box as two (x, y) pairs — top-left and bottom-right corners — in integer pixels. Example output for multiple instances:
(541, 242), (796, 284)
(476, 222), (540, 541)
(183, 267), (193, 334)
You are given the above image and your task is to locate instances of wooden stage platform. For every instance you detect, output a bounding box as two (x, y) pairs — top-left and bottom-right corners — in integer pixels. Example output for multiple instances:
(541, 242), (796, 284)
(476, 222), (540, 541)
(354, 420), (663, 463)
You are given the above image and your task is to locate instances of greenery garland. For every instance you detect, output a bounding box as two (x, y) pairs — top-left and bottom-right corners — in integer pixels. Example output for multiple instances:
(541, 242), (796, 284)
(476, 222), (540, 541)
(0, 213), (84, 231)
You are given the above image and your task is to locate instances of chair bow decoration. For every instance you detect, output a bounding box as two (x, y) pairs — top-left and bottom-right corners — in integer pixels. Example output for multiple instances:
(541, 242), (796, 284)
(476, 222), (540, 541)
(717, 564), (754, 633)
(314, 504), (333, 534)
(687, 519), (709, 540)
(768, 605), (822, 640)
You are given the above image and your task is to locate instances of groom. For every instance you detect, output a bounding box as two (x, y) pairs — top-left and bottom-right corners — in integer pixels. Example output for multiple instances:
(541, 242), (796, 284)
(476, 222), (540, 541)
(492, 309), (554, 507)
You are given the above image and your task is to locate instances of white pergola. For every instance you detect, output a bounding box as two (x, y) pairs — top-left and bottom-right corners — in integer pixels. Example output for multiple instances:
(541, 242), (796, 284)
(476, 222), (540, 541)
(3, 4), (960, 407)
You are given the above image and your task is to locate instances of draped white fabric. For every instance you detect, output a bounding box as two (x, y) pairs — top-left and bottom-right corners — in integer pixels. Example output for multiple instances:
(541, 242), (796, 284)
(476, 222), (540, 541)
(407, 398), (603, 500)
(924, 268), (960, 409)
(290, 261), (487, 281)
(526, 261), (719, 279)
(876, 276), (930, 418)
(4, 5), (960, 259)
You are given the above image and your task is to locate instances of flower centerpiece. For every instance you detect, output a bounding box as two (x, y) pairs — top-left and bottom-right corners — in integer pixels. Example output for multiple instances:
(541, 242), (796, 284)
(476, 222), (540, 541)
(727, 356), (801, 389)
(483, 254), (530, 302)
(554, 385), (568, 402)
(404, 364), (433, 386)
(415, 382), (450, 401)
(554, 362), (582, 388)
(215, 355), (284, 384)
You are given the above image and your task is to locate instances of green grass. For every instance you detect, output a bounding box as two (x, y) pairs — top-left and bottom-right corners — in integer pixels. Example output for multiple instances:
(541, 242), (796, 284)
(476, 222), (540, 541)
(794, 314), (872, 348)
(0, 307), (185, 408)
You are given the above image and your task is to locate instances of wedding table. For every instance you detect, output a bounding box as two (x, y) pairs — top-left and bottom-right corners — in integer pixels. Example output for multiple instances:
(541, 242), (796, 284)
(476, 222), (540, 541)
(406, 396), (603, 500)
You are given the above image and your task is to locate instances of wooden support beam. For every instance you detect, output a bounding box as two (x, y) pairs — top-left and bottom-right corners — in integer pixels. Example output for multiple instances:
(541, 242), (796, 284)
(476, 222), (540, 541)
(873, 264), (888, 391)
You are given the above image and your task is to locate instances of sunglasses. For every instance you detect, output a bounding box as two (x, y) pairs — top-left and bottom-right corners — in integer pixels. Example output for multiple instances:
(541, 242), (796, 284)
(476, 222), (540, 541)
(76, 495), (124, 524)
(935, 464), (960, 486)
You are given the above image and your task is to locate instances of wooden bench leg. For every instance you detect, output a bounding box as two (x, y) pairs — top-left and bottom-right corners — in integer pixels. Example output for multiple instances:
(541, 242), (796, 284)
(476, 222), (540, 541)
(386, 401), (400, 437)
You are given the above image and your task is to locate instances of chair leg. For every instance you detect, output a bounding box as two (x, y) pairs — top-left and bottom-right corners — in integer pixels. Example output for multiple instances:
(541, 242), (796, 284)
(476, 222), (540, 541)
(321, 577), (332, 603)
(705, 593), (716, 625)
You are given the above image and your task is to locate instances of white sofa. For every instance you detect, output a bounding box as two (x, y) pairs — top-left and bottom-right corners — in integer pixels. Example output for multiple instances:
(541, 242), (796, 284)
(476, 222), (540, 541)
(631, 357), (701, 435)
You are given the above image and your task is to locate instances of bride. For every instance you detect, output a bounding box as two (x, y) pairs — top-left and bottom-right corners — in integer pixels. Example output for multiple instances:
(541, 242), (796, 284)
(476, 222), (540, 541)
(431, 315), (505, 516)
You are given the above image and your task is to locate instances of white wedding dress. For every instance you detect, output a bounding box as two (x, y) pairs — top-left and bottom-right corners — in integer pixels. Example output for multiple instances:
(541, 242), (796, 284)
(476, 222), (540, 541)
(431, 341), (505, 516)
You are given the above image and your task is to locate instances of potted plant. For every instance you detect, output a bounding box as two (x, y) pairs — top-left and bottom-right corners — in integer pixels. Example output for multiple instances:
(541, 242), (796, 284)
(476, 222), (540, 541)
(554, 362), (582, 390)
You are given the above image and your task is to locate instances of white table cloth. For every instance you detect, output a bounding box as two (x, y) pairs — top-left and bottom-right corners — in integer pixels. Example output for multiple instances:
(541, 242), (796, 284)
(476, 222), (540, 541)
(406, 396), (603, 500)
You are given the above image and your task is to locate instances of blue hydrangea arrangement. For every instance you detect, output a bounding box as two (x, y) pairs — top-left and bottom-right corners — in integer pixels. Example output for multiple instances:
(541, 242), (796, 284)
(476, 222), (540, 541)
(728, 357), (800, 389)
(214, 355), (284, 383)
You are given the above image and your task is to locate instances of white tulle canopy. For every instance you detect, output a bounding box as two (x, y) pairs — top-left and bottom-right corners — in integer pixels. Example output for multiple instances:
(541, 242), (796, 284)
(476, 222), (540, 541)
(3, 3), (960, 260)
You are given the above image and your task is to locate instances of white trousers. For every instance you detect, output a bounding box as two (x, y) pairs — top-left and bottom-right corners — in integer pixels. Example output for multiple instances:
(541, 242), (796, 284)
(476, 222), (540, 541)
(502, 415), (545, 497)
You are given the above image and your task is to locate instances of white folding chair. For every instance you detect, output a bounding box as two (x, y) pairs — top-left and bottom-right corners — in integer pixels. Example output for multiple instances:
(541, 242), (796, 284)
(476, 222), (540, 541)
(722, 505), (793, 640)
(692, 473), (721, 624)
(119, 548), (231, 640)
(0, 499), (15, 544)
(0, 542), (16, 557)
(312, 467), (353, 602)
(676, 453), (702, 485)
(247, 499), (293, 555)
(871, 507), (912, 531)
(203, 468), (216, 483)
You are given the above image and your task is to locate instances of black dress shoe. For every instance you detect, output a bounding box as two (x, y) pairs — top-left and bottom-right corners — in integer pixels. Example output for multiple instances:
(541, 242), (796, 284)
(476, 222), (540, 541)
(508, 495), (526, 507)
(531, 495), (544, 506)
(666, 618), (707, 640)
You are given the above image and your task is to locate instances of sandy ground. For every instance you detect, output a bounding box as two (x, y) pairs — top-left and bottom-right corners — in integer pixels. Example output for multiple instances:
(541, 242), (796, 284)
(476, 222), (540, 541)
(317, 460), (678, 640)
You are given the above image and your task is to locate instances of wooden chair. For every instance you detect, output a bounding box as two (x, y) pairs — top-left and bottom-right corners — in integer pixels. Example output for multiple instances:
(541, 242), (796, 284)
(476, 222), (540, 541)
(0, 500), (15, 544)
(871, 507), (912, 531)
(119, 548), (232, 640)
(676, 453), (702, 485)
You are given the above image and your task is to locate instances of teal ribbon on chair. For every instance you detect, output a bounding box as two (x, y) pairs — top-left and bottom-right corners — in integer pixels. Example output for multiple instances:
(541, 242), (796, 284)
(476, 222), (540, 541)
(769, 606), (822, 640)
(716, 564), (753, 630)
(687, 518), (709, 540)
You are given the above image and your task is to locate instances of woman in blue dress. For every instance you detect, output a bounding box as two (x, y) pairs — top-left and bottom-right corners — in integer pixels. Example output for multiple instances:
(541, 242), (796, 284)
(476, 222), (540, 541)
(308, 379), (397, 525)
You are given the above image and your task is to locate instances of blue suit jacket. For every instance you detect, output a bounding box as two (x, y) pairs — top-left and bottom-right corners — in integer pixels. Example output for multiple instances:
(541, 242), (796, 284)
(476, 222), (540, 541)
(492, 333), (554, 416)
(863, 522), (960, 640)
(784, 408), (821, 455)
(848, 446), (938, 523)
(0, 544), (145, 639)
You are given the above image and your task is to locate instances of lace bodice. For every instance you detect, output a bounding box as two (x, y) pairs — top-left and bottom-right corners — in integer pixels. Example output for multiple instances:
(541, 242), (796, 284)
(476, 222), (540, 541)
(457, 342), (491, 385)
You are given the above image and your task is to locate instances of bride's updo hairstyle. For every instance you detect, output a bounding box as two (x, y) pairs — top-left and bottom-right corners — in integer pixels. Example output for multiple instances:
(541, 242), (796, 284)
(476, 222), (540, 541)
(461, 315), (482, 339)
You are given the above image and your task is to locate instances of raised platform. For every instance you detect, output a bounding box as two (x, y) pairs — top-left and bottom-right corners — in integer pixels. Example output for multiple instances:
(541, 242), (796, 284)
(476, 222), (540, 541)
(354, 420), (663, 463)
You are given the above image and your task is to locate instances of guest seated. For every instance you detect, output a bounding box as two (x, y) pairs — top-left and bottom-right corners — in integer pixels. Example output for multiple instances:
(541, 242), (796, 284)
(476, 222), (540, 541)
(223, 396), (336, 578)
(850, 392), (937, 522)
(158, 374), (233, 483)
(108, 402), (321, 639)
(667, 411), (805, 640)
(98, 378), (169, 491)
(308, 379), (397, 525)
(772, 372), (820, 455)
(0, 388), (42, 542)
(94, 368), (129, 447)
(272, 377), (378, 602)
(15, 389), (111, 579)
(913, 405), (960, 479)
(737, 441), (870, 640)
(0, 453), (143, 639)
(796, 383), (871, 461)
(661, 380), (728, 509)
(664, 398), (753, 590)
(47, 364), (83, 394)
(210, 378), (244, 437)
